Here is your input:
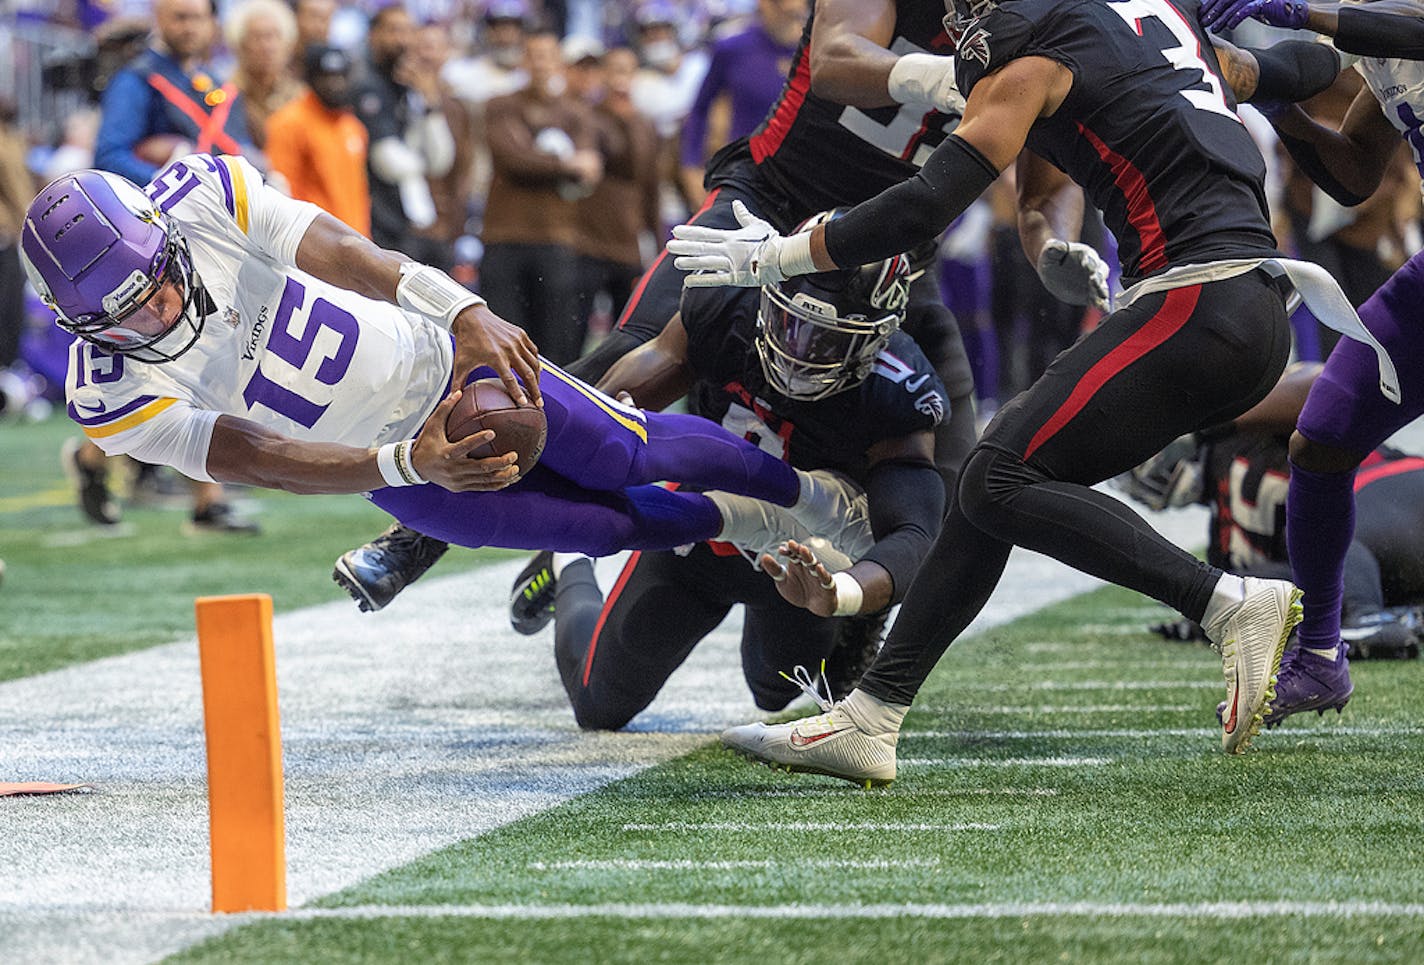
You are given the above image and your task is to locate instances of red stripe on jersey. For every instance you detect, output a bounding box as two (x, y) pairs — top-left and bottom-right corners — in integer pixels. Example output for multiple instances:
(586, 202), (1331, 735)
(582, 550), (643, 687)
(1023, 284), (1200, 460)
(750, 43), (812, 163)
(616, 188), (722, 330)
(1077, 122), (1168, 274)
(1354, 456), (1424, 492)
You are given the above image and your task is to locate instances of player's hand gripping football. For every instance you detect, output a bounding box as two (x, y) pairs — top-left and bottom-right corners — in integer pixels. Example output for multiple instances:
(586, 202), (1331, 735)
(450, 303), (543, 409)
(1036, 239), (1112, 311)
(759, 539), (842, 618)
(668, 200), (789, 288)
(1199, 0), (1308, 31)
(410, 389), (523, 492)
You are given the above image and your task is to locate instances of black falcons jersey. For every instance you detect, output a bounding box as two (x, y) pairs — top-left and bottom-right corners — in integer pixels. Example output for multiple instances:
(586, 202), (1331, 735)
(710, 0), (962, 223)
(680, 286), (947, 483)
(956, 0), (1278, 283)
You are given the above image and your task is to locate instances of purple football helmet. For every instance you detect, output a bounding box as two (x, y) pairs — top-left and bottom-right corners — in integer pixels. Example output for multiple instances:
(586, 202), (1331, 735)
(755, 209), (911, 402)
(20, 170), (207, 364)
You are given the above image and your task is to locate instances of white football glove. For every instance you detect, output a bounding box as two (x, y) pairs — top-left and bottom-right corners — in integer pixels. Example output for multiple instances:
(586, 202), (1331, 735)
(1036, 239), (1112, 311)
(887, 53), (966, 116)
(668, 200), (789, 288)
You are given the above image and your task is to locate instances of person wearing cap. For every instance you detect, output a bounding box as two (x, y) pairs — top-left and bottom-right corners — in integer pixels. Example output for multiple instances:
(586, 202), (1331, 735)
(266, 43), (372, 237)
(441, 0), (532, 108)
(628, 0), (710, 142)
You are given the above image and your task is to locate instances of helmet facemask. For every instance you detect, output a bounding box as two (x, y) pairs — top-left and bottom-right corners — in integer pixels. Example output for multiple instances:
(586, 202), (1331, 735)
(755, 279), (903, 402)
(58, 224), (208, 364)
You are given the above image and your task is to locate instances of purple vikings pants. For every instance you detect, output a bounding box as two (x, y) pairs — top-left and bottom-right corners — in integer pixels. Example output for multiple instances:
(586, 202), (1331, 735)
(1291, 251), (1424, 647)
(370, 363), (800, 554)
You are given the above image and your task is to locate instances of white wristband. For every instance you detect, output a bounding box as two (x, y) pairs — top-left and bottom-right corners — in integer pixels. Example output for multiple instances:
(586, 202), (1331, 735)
(376, 440), (427, 487)
(396, 262), (486, 329)
(777, 231), (819, 278)
(831, 570), (864, 617)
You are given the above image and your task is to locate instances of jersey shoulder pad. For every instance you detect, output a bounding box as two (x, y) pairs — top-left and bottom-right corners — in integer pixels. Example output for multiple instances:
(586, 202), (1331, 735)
(863, 332), (948, 431)
(954, 0), (1070, 96)
(144, 153), (260, 239)
(65, 340), (183, 443)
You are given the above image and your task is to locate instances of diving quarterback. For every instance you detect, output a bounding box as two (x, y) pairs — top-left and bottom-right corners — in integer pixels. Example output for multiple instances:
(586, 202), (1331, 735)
(668, 0), (1367, 779)
(21, 158), (867, 560)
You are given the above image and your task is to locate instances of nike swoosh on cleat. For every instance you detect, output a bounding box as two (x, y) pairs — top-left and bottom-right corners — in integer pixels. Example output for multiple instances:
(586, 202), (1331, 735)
(1223, 666), (1240, 734)
(788, 727), (853, 748)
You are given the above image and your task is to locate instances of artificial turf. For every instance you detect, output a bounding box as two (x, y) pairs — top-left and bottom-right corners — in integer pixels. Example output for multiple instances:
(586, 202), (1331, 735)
(168, 586), (1424, 963)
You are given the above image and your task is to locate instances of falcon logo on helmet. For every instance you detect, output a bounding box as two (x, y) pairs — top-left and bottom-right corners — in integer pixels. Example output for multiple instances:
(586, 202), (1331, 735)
(20, 169), (210, 364)
(755, 209), (912, 402)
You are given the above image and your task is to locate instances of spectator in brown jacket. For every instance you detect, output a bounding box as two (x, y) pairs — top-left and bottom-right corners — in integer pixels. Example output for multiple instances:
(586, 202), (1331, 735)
(569, 44), (661, 352)
(480, 30), (601, 364)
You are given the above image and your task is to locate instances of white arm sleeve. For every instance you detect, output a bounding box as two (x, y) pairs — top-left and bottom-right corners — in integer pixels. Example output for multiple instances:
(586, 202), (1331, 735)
(87, 399), (223, 483)
(413, 112), (456, 178)
(370, 136), (427, 183)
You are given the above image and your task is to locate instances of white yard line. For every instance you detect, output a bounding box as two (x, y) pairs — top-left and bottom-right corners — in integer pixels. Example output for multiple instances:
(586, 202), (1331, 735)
(899, 757), (1114, 767)
(25, 900), (1419, 923)
(620, 821), (1002, 832)
(901, 725), (1419, 740)
(0, 505), (1207, 962)
(527, 858), (944, 870)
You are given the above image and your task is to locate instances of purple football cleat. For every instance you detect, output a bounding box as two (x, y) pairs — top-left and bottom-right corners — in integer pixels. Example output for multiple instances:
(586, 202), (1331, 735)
(1216, 647), (1353, 729)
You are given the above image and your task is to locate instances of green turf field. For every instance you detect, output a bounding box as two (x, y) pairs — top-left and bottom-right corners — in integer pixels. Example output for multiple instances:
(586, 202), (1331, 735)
(0, 413), (513, 681)
(168, 587), (1424, 964)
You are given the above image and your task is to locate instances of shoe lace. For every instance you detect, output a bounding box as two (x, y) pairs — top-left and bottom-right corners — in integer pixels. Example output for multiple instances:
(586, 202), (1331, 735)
(779, 660), (834, 713)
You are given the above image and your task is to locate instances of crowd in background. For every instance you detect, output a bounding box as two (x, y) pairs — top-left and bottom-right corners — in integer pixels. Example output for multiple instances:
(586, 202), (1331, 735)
(0, 0), (1421, 506)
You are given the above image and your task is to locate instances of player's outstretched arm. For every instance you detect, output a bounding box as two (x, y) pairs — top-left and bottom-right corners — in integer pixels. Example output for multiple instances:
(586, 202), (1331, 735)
(669, 57), (1067, 288)
(204, 391), (520, 495)
(762, 432), (942, 617)
(294, 212), (542, 408)
(809, 0), (960, 114)
(1209, 36), (1340, 105)
(1203, 0), (1424, 58)
(596, 313), (695, 412)
(1269, 86), (1401, 205)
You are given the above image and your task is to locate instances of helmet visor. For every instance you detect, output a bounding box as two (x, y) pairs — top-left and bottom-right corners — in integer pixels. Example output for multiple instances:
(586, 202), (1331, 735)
(756, 285), (895, 401)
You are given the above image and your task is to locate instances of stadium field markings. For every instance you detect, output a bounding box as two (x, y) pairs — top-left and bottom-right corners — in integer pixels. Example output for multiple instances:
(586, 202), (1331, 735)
(963, 704), (1198, 713)
(690, 787), (1060, 798)
(958, 680), (1223, 691)
(899, 756), (1112, 767)
(619, 821), (1003, 832)
(901, 725), (1422, 740)
(141, 900), (1424, 923)
(526, 859), (944, 870)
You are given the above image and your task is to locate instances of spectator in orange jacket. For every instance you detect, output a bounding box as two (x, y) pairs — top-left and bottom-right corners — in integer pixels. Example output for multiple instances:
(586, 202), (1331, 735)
(265, 44), (371, 236)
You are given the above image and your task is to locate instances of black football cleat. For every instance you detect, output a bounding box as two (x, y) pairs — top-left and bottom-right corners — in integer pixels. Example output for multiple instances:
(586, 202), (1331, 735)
(61, 438), (120, 526)
(1340, 607), (1422, 660)
(824, 611), (889, 700)
(509, 550), (557, 635)
(333, 524), (449, 612)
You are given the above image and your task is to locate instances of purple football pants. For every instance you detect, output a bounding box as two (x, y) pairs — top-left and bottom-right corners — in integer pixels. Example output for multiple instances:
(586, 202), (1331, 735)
(1291, 250), (1424, 648)
(370, 363), (800, 555)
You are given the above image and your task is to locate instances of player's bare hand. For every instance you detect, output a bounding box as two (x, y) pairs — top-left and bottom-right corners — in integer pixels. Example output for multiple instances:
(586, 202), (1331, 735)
(759, 539), (839, 617)
(451, 304), (543, 409)
(411, 390), (522, 491)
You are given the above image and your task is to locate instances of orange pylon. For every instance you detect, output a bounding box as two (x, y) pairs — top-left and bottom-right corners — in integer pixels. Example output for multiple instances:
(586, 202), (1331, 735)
(195, 594), (287, 913)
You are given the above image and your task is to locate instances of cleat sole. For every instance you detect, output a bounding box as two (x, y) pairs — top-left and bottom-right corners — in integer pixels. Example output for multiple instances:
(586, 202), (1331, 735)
(721, 744), (893, 788)
(332, 560), (381, 613)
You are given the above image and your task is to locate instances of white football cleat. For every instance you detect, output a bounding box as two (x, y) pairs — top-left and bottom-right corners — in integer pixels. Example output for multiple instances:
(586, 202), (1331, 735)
(1203, 576), (1303, 755)
(721, 695), (899, 788)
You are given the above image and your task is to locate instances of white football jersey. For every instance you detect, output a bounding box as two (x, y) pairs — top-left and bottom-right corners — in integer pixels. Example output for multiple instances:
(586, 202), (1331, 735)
(1355, 56), (1424, 192)
(65, 154), (454, 482)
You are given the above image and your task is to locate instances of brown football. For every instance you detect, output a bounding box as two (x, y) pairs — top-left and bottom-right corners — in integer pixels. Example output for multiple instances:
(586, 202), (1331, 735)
(445, 378), (547, 476)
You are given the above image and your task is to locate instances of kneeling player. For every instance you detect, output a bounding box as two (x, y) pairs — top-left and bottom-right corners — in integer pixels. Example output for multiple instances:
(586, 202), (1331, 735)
(532, 239), (947, 728)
